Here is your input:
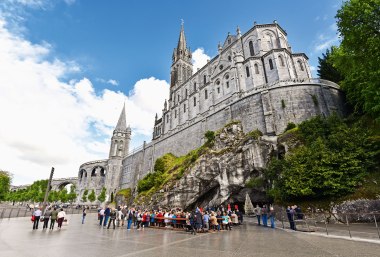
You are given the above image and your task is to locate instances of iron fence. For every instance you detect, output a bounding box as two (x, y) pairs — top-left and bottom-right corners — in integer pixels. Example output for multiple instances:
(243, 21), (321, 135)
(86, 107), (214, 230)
(264, 209), (380, 240)
(0, 207), (99, 219)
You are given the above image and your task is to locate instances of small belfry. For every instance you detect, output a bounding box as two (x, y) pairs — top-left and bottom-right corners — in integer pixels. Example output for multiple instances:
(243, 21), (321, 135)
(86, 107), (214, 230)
(109, 104), (131, 158)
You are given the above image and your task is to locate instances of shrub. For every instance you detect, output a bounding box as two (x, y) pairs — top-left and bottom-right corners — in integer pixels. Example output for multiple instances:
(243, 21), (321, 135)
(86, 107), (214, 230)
(285, 122), (296, 132)
(204, 130), (215, 144)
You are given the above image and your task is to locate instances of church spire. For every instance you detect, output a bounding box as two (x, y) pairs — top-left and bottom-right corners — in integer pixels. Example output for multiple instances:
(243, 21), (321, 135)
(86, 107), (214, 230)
(177, 21), (187, 55)
(115, 104), (127, 131)
(172, 21), (192, 65)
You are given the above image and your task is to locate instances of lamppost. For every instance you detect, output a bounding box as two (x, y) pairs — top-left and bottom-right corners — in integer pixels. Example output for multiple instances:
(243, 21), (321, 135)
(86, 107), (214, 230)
(42, 167), (54, 214)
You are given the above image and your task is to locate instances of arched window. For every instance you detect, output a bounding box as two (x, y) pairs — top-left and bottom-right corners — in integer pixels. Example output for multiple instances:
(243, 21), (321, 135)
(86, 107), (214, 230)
(91, 168), (96, 177)
(193, 82), (196, 91)
(205, 89), (208, 99)
(193, 97), (197, 106)
(246, 66), (250, 77)
(184, 104), (186, 113)
(113, 140), (118, 156)
(254, 63), (259, 74)
(185, 89), (188, 97)
(203, 75), (207, 84)
(269, 59), (274, 70)
(249, 41), (255, 56)
(177, 94), (180, 102)
(175, 109), (177, 118)
(279, 55), (285, 66)
(298, 60), (304, 71)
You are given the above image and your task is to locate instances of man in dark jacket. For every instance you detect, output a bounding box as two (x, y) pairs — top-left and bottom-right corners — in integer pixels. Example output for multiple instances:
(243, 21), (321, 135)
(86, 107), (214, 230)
(50, 208), (58, 230)
(103, 206), (111, 227)
(195, 211), (203, 232)
(107, 208), (117, 229)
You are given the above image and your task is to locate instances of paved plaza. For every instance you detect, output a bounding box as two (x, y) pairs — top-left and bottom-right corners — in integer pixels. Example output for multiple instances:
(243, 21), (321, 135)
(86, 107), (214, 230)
(0, 213), (379, 257)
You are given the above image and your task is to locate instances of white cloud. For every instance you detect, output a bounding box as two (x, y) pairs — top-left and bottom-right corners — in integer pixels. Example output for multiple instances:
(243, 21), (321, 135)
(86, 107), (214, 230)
(96, 78), (119, 86)
(329, 23), (338, 32)
(107, 79), (118, 86)
(0, 16), (169, 185)
(192, 48), (210, 73)
(63, 0), (76, 5)
(314, 34), (339, 52)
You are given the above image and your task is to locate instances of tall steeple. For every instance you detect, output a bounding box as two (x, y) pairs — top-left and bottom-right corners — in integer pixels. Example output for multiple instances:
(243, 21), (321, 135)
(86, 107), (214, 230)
(176, 23), (188, 57)
(109, 104), (131, 158)
(115, 104), (127, 131)
(170, 21), (193, 89)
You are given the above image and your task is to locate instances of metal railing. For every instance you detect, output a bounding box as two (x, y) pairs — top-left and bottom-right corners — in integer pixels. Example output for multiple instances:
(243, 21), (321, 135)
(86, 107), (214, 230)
(0, 207), (99, 219)
(268, 209), (380, 240)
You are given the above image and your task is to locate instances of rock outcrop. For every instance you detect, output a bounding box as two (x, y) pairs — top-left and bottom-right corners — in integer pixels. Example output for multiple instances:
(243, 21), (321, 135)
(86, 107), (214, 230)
(137, 123), (278, 210)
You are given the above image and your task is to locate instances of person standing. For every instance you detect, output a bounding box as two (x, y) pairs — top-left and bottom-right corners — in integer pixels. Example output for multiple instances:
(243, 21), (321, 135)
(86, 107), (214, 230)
(99, 207), (105, 226)
(42, 208), (51, 230)
(195, 211), (203, 232)
(121, 207), (127, 227)
(50, 207), (58, 230)
(57, 208), (66, 229)
(262, 205), (268, 227)
(254, 205), (262, 226)
(269, 206), (276, 228)
(203, 211), (210, 231)
(107, 208), (117, 229)
(82, 208), (87, 224)
(32, 208), (42, 230)
(127, 208), (133, 230)
(103, 206), (110, 227)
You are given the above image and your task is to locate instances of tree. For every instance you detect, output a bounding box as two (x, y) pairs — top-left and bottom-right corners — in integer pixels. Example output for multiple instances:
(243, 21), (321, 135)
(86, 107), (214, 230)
(0, 170), (11, 201)
(67, 185), (77, 204)
(244, 193), (254, 215)
(317, 47), (344, 83)
(81, 189), (88, 203)
(331, 0), (380, 120)
(88, 189), (96, 203)
(48, 190), (59, 203)
(97, 187), (106, 203)
(59, 188), (68, 203)
(268, 115), (376, 202)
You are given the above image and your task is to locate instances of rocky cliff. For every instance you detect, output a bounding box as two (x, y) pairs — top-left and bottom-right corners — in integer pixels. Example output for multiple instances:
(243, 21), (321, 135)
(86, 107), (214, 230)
(134, 122), (278, 209)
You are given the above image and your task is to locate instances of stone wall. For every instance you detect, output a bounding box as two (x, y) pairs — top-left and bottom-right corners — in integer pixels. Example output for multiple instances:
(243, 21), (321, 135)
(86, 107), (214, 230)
(120, 80), (345, 190)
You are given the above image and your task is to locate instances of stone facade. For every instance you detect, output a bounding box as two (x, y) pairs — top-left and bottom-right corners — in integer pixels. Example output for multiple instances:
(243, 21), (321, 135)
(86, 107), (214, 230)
(78, 21), (345, 202)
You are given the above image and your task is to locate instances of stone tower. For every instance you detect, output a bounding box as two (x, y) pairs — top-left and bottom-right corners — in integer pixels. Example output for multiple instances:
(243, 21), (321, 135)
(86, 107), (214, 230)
(105, 104), (131, 201)
(170, 23), (193, 100)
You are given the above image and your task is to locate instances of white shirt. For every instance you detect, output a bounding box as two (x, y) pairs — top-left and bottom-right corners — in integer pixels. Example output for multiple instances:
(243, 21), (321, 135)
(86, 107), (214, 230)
(57, 211), (66, 219)
(33, 209), (42, 216)
(99, 209), (105, 215)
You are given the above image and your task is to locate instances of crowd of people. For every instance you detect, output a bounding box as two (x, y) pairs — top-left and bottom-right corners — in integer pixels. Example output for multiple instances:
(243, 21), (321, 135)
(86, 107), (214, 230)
(30, 203), (303, 233)
(96, 206), (244, 234)
(252, 204), (276, 228)
(31, 207), (67, 230)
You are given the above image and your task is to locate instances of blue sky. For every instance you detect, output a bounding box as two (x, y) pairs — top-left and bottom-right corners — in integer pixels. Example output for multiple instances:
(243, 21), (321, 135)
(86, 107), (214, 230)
(23, 0), (340, 89)
(0, 0), (342, 185)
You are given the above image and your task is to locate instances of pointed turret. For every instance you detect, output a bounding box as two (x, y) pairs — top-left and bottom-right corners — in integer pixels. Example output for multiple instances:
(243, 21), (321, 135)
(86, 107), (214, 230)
(172, 22), (192, 65)
(115, 104), (127, 131)
(109, 104), (131, 159)
(170, 22), (193, 88)
(177, 23), (187, 56)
